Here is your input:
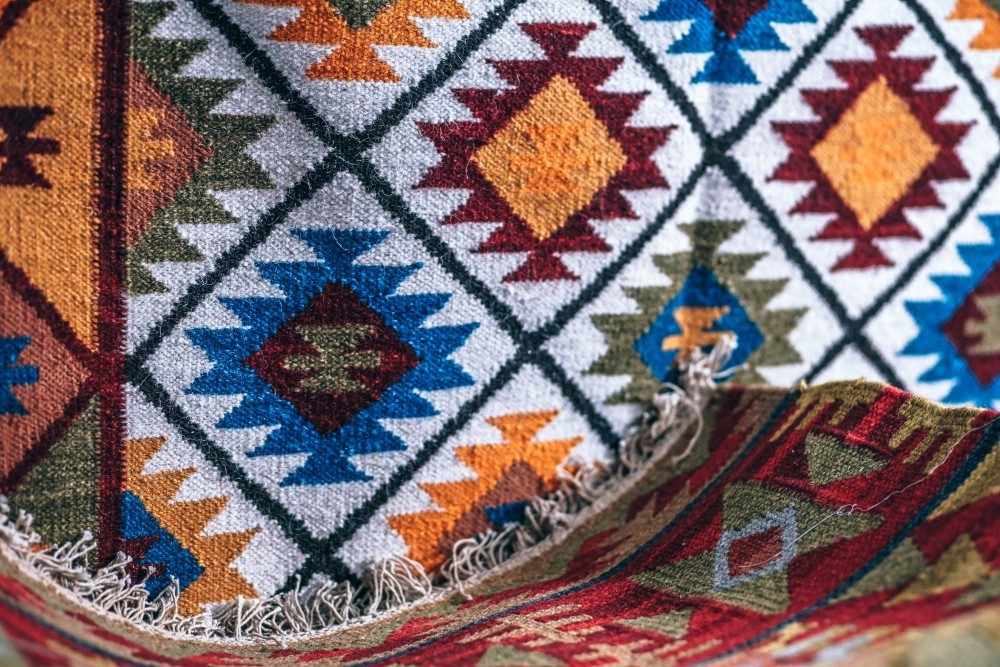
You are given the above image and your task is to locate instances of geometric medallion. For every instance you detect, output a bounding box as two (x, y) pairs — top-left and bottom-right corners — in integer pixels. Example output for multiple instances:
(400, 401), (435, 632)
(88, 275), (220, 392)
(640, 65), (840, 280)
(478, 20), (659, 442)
(586, 218), (804, 413)
(187, 228), (478, 486)
(771, 26), (972, 270)
(472, 74), (628, 246)
(713, 505), (798, 591)
(120, 488), (202, 599)
(125, 1), (279, 298)
(246, 281), (419, 436)
(120, 437), (259, 614)
(808, 75), (938, 234)
(417, 22), (673, 283)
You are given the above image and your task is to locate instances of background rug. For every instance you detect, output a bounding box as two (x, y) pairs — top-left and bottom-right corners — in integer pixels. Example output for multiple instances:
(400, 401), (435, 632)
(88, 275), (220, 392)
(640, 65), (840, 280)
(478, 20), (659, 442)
(0, 381), (998, 664)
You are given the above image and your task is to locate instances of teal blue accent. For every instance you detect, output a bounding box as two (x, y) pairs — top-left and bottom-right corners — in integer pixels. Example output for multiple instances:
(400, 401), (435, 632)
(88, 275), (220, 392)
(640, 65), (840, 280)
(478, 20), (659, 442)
(642, 0), (817, 84)
(0, 337), (38, 415)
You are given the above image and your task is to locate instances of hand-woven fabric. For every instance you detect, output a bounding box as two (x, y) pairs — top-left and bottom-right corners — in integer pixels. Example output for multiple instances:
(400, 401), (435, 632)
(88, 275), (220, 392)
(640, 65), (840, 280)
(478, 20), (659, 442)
(3, 0), (1000, 644)
(1, 381), (1000, 665)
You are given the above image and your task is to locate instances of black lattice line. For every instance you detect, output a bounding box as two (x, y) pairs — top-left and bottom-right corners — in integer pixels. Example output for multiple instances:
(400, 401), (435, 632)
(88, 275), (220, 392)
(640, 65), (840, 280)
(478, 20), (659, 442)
(126, 366), (353, 582)
(583, 0), (870, 373)
(125, 0), (845, 582)
(718, 155), (904, 389)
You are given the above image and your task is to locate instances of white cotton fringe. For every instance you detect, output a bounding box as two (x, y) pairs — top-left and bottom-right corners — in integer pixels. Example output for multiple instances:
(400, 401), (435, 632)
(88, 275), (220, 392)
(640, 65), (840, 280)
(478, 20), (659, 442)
(0, 337), (734, 641)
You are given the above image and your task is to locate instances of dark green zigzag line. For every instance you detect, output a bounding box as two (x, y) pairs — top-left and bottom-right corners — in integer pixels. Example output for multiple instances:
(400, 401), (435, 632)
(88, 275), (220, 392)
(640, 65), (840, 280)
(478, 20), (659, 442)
(588, 220), (805, 406)
(127, 1), (277, 295)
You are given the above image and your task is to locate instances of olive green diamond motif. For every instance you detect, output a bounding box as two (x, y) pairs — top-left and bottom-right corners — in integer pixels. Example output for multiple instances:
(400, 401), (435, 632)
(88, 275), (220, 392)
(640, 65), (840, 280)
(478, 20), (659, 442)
(325, 0), (398, 30)
(632, 483), (882, 614)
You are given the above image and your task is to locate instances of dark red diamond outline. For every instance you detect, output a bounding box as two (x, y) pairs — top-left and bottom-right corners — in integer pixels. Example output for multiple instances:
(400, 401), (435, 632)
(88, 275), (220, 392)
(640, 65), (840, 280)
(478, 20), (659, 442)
(245, 281), (420, 435)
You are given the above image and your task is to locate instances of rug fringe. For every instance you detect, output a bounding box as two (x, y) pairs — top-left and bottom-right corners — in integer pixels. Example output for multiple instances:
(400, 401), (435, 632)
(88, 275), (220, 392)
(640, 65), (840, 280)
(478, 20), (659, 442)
(0, 337), (734, 640)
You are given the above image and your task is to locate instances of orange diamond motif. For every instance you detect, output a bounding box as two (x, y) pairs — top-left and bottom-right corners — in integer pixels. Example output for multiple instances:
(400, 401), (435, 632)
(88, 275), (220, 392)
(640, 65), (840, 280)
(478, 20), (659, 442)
(772, 27), (972, 270)
(419, 23), (673, 282)
(810, 75), (939, 232)
(472, 75), (628, 241)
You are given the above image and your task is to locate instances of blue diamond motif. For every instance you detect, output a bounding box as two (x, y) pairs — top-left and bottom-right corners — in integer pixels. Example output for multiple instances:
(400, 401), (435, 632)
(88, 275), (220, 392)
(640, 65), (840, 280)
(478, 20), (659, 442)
(186, 229), (479, 487)
(635, 266), (763, 381)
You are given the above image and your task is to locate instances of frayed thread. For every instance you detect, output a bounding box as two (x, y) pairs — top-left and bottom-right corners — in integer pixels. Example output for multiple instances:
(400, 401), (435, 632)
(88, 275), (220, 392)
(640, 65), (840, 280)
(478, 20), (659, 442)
(0, 337), (734, 641)
(444, 337), (734, 598)
(0, 503), (215, 635)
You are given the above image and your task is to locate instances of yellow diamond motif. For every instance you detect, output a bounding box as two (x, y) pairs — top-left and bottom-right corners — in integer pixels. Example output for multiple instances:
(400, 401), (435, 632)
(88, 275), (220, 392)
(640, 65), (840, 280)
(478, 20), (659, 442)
(810, 75), (940, 232)
(472, 75), (628, 241)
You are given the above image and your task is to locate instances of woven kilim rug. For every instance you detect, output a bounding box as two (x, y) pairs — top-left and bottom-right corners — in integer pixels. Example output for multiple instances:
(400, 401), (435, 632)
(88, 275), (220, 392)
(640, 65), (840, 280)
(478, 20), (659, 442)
(0, 380), (999, 665)
(2, 0), (1000, 663)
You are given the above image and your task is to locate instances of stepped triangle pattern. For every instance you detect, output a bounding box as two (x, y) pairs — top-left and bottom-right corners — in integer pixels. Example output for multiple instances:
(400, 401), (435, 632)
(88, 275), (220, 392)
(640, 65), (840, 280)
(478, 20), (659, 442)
(126, 1), (276, 295)
(388, 410), (582, 569)
(120, 438), (259, 615)
(186, 229), (479, 486)
(233, 0), (469, 82)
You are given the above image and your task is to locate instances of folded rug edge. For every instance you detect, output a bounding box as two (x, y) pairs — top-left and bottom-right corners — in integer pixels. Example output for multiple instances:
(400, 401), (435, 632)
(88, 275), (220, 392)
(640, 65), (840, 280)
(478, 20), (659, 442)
(0, 339), (738, 644)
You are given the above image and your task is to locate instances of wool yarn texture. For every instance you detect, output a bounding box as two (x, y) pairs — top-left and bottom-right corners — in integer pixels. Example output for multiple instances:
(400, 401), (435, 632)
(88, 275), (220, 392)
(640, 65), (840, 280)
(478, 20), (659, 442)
(1, 0), (1000, 664)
